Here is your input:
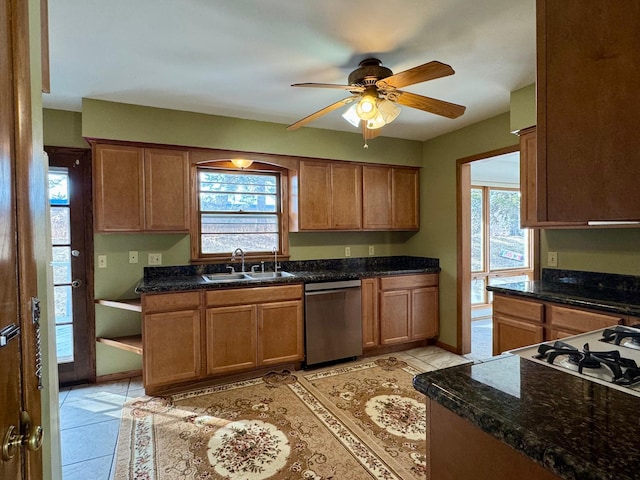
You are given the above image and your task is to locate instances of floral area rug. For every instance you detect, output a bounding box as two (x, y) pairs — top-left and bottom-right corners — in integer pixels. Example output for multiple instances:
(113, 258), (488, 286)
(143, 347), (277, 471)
(115, 357), (426, 479)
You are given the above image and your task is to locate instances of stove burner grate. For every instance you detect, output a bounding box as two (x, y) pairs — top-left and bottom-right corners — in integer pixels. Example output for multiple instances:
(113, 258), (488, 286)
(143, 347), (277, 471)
(600, 324), (640, 347)
(535, 341), (639, 383)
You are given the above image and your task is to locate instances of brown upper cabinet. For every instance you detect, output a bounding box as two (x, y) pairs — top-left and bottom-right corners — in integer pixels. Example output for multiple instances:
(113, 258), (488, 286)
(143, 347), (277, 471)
(298, 160), (362, 230)
(294, 160), (419, 232)
(536, 0), (640, 223)
(93, 143), (190, 232)
(362, 165), (419, 231)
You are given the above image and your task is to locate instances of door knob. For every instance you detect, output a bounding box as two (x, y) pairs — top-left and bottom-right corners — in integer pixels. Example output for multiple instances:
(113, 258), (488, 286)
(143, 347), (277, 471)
(71, 279), (82, 288)
(2, 411), (43, 461)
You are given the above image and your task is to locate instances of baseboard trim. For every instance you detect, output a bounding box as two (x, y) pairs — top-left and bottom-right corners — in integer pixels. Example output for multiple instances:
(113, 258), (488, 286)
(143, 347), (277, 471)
(96, 369), (142, 383)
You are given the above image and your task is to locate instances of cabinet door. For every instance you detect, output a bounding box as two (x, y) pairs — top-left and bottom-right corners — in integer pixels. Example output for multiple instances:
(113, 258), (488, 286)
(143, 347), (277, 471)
(380, 289), (411, 345)
(392, 168), (419, 230)
(331, 163), (362, 229)
(206, 305), (257, 375)
(410, 286), (438, 340)
(143, 309), (201, 388)
(298, 160), (332, 230)
(361, 278), (380, 348)
(538, 0), (640, 222)
(94, 144), (144, 232)
(493, 313), (543, 356)
(144, 148), (190, 231)
(519, 126), (539, 228)
(258, 300), (303, 365)
(362, 165), (392, 229)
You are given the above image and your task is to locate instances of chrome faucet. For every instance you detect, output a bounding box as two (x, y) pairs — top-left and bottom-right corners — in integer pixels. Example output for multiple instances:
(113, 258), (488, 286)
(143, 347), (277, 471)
(231, 248), (245, 272)
(272, 247), (280, 273)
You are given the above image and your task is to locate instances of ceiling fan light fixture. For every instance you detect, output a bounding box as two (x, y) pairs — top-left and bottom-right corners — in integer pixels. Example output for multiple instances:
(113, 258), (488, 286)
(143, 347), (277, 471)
(341, 103), (361, 127)
(366, 112), (386, 130)
(231, 158), (253, 169)
(378, 98), (401, 124)
(355, 90), (378, 120)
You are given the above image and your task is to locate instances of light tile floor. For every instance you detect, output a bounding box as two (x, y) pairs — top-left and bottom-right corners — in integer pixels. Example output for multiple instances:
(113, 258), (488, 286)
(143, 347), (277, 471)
(59, 346), (469, 480)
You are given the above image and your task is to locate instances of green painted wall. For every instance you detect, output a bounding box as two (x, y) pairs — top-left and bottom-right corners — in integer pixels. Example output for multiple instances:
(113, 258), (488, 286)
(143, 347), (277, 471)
(509, 83), (536, 132)
(408, 112), (518, 347)
(43, 109), (87, 148)
(82, 98), (423, 166)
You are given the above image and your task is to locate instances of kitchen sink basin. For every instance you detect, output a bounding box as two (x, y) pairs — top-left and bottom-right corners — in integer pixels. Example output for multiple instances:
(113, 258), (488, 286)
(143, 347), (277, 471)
(201, 273), (251, 282)
(201, 271), (295, 283)
(246, 271), (295, 279)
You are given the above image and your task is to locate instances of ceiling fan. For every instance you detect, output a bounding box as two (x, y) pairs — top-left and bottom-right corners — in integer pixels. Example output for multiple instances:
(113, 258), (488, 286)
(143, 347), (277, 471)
(287, 58), (466, 146)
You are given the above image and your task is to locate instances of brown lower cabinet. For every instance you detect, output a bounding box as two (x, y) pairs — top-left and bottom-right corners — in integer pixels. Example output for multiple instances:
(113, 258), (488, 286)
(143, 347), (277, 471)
(141, 284), (303, 393)
(493, 293), (627, 355)
(427, 400), (561, 480)
(362, 273), (439, 349)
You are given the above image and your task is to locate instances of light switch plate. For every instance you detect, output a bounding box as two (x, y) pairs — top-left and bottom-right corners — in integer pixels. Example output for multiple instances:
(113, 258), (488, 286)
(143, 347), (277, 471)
(98, 254), (107, 269)
(128, 251), (138, 264)
(548, 251), (558, 267)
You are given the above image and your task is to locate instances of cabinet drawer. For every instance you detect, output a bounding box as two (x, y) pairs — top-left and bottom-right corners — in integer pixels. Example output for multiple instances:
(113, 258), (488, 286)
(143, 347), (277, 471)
(493, 295), (543, 323)
(142, 291), (201, 313)
(379, 273), (438, 291)
(546, 305), (622, 333)
(206, 284), (303, 307)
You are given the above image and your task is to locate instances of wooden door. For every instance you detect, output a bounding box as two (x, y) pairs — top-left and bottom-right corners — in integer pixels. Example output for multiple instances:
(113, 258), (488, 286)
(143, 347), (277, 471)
(143, 309), (202, 388)
(206, 305), (257, 375)
(93, 144), (144, 232)
(411, 287), (439, 340)
(1, 0), (44, 477)
(258, 300), (303, 365)
(330, 163), (362, 229)
(144, 148), (190, 231)
(379, 289), (411, 345)
(361, 278), (379, 348)
(362, 166), (392, 229)
(298, 160), (331, 230)
(47, 148), (95, 385)
(392, 168), (419, 230)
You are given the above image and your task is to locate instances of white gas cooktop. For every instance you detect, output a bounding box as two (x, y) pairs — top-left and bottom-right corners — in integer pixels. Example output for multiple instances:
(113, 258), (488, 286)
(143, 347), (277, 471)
(510, 325), (640, 397)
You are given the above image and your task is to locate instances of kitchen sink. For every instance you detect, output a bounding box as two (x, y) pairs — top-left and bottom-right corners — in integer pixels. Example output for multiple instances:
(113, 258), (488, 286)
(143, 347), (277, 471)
(201, 273), (251, 283)
(246, 271), (295, 279)
(201, 271), (295, 283)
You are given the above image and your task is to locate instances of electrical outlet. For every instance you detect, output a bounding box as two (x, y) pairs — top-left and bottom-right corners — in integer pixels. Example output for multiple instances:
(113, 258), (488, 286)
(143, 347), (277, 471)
(148, 253), (162, 265)
(128, 251), (138, 264)
(345, 246), (351, 257)
(548, 251), (558, 267)
(368, 245), (375, 256)
(98, 254), (107, 269)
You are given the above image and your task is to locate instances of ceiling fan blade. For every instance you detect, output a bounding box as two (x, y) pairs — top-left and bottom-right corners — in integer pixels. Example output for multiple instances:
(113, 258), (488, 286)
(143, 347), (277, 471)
(287, 96), (359, 131)
(395, 91), (466, 119)
(377, 61), (455, 89)
(291, 83), (365, 92)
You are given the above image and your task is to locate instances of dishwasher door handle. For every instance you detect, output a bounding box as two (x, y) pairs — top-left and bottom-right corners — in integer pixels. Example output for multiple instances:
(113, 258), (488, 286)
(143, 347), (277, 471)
(305, 288), (358, 296)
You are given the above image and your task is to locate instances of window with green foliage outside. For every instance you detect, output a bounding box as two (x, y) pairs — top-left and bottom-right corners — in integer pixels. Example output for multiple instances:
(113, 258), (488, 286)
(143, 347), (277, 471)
(197, 168), (280, 256)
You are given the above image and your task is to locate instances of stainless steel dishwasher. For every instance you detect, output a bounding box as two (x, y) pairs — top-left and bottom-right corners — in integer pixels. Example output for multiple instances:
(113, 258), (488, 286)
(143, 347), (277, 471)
(304, 279), (362, 367)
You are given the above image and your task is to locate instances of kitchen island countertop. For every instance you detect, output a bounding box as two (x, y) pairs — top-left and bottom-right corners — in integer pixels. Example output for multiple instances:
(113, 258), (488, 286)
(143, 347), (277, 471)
(413, 354), (640, 480)
(135, 255), (440, 294)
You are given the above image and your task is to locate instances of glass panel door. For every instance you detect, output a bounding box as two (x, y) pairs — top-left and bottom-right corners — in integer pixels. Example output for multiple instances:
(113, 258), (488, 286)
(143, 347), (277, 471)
(48, 148), (93, 385)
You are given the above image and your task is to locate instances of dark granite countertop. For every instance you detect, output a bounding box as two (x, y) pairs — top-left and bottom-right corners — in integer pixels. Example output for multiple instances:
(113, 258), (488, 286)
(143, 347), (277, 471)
(414, 355), (640, 480)
(135, 255), (440, 294)
(487, 269), (640, 318)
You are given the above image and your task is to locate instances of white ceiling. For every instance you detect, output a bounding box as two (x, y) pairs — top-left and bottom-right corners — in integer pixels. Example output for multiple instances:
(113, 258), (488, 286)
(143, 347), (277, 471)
(44, 0), (536, 142)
